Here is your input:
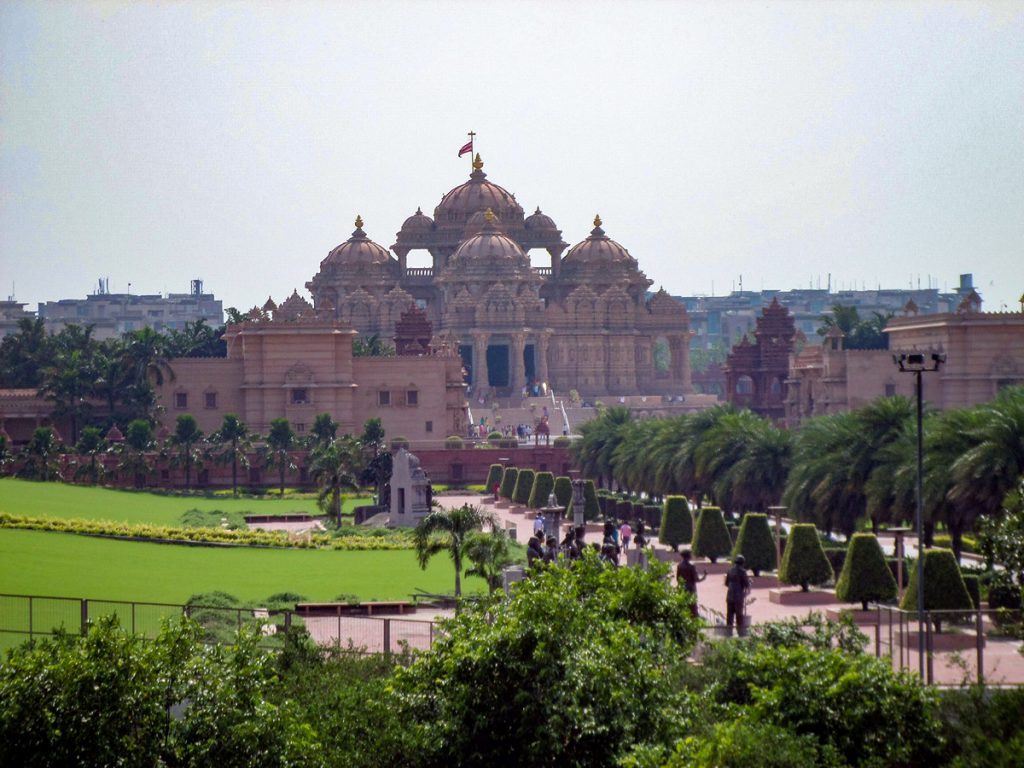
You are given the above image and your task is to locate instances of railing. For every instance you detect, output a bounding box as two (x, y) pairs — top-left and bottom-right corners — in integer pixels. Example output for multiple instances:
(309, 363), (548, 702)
(404, 267), (434, 277)
(533, 267), (553, 276)
(0, 593), (438, 657)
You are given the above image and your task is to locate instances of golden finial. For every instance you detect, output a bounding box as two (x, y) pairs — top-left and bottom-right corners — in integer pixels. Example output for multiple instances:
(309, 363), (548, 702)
(472, 153), (483, 171)
(484, 207), (495, 223)
(354, 215), (364, 229)
(593, 214), (602, 228)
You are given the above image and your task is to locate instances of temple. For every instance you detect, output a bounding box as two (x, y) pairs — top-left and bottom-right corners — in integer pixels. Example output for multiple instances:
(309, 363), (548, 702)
(305, 154), (693, 398)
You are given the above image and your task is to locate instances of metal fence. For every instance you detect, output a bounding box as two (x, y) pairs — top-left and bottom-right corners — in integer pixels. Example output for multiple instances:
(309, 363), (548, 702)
(0, 594), (439, 657)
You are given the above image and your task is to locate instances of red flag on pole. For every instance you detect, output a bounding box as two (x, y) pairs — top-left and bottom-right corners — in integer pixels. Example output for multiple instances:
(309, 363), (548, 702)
(458, 140), (473, 157)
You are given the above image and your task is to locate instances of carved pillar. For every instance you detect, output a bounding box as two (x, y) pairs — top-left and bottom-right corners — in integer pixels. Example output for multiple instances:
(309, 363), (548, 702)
(394, 247), (409, 275)
(680, 331), (694, 393)
(510, 332), (526, 392)
(472, 332), (490, 390)
(536, 332), (550, 384)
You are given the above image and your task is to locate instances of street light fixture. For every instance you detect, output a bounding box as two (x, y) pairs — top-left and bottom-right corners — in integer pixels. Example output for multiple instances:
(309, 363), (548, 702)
(893, 350), (945, 677)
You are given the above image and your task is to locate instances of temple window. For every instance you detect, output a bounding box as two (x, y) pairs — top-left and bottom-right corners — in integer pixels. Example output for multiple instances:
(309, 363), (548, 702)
(378, 391), (391, 406)
(204, 392), (217, 409)
(291, 389), (308, 405)
(885, 383), (896, 397)
(174, 392), (188, 409)
(425, 420), (433, 433)
(407, 390), (419, 406)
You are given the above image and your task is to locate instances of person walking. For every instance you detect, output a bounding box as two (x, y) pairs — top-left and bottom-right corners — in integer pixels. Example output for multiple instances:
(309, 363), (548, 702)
(724, 555), (751, 637)
(676, 549), (707, 618)
(619, 521), (632, 551)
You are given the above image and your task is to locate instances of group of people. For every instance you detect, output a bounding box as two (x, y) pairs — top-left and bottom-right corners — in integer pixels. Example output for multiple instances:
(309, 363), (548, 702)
(676, 550), (752, 636)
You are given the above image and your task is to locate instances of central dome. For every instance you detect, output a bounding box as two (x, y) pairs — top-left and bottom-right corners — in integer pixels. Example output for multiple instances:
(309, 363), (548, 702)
(440, 209), (532, 281)
(434, 154), (524, 226)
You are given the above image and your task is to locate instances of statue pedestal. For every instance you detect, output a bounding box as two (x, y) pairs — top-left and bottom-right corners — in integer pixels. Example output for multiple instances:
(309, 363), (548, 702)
(540, 505), (564, 542)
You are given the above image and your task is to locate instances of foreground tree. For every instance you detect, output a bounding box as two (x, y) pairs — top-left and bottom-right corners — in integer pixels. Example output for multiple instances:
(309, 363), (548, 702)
(17, 426), (62, 481)
(463, 529), (517, 595)
(414, 504), (495, 600)
(72, 426), (107, 485)
(390, 552), (700, 766)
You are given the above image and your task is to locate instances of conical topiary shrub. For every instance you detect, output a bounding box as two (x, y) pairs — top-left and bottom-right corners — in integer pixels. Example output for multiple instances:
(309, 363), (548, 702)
(659, 496), (693, 552)
(499, 467), (518, 500)
(528, 471), (555, 509)
(484, 464), (503, 494)
(779, 524), (834, 592)
(692, 506), (732, 563)
(835, 533), (897, 610)
(899, 548), (973, 632)
(731, 513), (777, 576)
(512, 469), (535, 505)
(553, 476), (573, 507)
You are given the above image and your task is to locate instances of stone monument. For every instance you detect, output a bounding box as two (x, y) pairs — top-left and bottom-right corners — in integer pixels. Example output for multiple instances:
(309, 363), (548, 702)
(389, 447), (432, 527)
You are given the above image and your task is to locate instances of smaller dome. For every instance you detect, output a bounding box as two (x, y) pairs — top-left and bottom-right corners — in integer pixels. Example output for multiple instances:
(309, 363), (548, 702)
(563, 215), (636, 268)
(448, 209), (530, 270)
(524, 207), (557, 231)
(400, 207), (434, 232)
(324, 216), (392, 268)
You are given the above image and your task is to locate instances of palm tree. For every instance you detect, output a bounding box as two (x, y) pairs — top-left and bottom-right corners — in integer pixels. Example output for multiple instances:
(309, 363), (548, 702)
(359, 417), (391, 504)
(73, 426), (107, 485)
(170, 414), (204, 491)
(118, 418), (154, 488)
(263, 417), (296, 496)
(0, 317), (51, 388)
(18, 426), (62, 481)
(309, 413), (338, 448)
(951, 387), (1024, 528)
(414, 504), (496, 602)
(212, 414), (251, 497)
(664, 405), (736, 504)
(573, 406), (631, 488)
(121, 327), (175, 419)
(708, 413), (793, 513)
(308, 437), (360, 525)
(464, 529), (517, 595)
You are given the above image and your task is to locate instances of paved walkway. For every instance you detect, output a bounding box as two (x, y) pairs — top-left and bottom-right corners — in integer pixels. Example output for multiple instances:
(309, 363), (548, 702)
(434, 493), (1024, 686)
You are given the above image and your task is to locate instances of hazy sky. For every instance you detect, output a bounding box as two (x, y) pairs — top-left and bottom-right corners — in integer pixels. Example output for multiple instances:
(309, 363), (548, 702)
(2, 1), (1023, 315)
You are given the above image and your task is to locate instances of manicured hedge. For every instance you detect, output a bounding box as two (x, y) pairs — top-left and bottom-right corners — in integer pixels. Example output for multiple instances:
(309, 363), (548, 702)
(553, 476), (573, 507)
(659, 496), (692, 552)
(444, 436), (464, 449)
(484, 464), (503, 494)
(779, 524), (834, 592)
(692, 506), (732, 564)
(499, 467), (519, 499)
(552, 435), (571, 448)
(616, 500), (634, 521)
(390, 436), (410, 450)
(962, 574), (980, 609)
(528, 471), (555, 510)
(900, 548), (973, 631)
(568, 479), (600, 521)
(731, 513), (777, 576)
(823, 547), (847, 576)
(512, 469), (536, 505)
(835, 533), (897, 610)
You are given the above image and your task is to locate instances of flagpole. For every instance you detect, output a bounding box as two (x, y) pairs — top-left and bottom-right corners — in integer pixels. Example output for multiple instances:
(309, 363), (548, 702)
(468, 130), (476, 171)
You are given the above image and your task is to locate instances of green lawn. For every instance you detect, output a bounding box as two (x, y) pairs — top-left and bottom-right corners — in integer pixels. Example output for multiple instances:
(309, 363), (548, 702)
(0, 479), (371, 525)
(0, 529), (476, 604)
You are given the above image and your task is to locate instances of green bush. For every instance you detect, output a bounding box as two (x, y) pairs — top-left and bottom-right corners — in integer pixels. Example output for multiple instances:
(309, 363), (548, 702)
(498, 467), (518, 499)
(988, 574), (1022, 610)
(900, 548), (973, 632)
(962, 574), (980, 609)
(692, 506), (732, 563)
(552, 435), (571, 448)
(389, 436), (410, 450)
(487, 431), (502, 441)
(484, 464), (503, 493)
(835, 533), (898, 610)
(512, 469), (535, 505)
(731, 513), (777, 576)
(528, 471), (555, 509)
(779, 524), (834, 592)
(444, 436), (463, 449)
(662, 718), (830, 768)
(659, 496), (693, 552)
(553, 476), (573, 507)
(616, 500), (634, 520)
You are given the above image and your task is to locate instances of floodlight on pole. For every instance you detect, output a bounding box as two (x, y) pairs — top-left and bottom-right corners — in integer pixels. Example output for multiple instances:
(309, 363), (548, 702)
(892, 350), (945, 677)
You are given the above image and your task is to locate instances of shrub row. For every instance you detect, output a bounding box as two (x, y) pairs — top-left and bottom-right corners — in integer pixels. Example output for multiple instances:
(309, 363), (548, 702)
(0, 513), (414, 550)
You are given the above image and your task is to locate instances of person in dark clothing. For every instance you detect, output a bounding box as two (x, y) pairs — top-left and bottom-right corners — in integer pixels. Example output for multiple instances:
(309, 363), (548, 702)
(724, 555), (752, 637)
(526, 535), (545, 570)
(543, 535), (559, 564)
(676, 549), (707, 618)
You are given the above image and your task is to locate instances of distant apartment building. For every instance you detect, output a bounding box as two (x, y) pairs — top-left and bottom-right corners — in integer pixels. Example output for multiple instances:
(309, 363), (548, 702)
(38, 279), (223, 340)
(677, 274), (978, 353)
(0, 300), (35, 338)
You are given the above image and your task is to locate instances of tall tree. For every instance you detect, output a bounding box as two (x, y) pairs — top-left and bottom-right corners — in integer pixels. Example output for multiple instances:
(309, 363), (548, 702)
(170, 414), (204, 492)
(73, 426), (107, 485)
(263, 417), (296, 496)
(309, 413), (338, 448)
(38, 325), (99, 445)
(0, 317), (51, 388)
(308, 437), (360, 525)
(18, 426), (62, 481)
(121, 327), (175, 419)
(212, 414), (251, 497)
(118, 419), (154, 488)
(414, 504), (496, 601)
(464, 529), (517, 595)
(359, 417), (391, 504)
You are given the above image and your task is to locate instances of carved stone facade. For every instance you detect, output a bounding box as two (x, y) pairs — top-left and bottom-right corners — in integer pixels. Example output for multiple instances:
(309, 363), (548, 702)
(724, 297), (796, 420)
(305, 155), (692, 397)
(783, 300), (1024, 425)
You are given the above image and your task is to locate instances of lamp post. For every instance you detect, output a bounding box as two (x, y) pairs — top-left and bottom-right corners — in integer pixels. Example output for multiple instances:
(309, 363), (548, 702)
(893, 351), (945, 677)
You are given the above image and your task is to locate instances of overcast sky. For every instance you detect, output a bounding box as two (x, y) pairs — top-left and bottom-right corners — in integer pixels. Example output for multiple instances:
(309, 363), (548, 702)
(2, 1), (1023, 315)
